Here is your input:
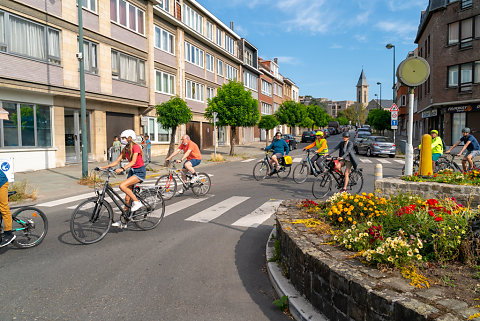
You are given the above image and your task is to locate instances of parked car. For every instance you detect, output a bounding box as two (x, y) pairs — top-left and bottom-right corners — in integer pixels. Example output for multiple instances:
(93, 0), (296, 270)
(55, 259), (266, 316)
(301, 131), (316, 143)
(353, 131), (372, 153)
(282, 134), (298, 150)
(357, 126), (372, 133)
(327, 127), (336, 135)
(355, 136), (396, 158)
(322, 129), (330, 138)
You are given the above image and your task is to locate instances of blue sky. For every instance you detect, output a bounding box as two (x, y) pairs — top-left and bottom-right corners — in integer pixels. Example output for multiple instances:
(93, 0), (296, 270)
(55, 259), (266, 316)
(200, 0), (428, 102)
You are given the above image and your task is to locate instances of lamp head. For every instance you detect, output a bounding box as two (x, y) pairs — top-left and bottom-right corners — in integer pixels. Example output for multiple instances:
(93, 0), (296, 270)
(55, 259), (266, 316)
(386, 43), (394, 49)
(377, 82), (381, 85)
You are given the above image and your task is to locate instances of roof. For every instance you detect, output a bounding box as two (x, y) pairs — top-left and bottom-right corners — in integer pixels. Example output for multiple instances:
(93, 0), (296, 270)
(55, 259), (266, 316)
(415, 0), (448, 43)
(356, 69), (368, 87)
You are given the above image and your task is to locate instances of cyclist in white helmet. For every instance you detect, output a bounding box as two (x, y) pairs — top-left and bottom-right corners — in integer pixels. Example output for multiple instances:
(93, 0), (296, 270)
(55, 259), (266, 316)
(101, 129), (146, 228)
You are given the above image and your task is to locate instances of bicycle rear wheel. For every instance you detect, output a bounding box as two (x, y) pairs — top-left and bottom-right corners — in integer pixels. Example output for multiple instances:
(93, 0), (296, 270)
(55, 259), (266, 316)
(155, 174), (177, 200)
(474, 161), (480, 170)
(293, 162), (310, 184)
(276, 165), (291, 179)
(70, 198), (112, 244)
(253, 161), (269, 180)
(134, 188), (165, 230)
(192, 173), (211, 196)
(312, 172), (333, 199)
(11, 207), (48, 248)
(347, 170), (364, 195)
(435, 161), (455, 172)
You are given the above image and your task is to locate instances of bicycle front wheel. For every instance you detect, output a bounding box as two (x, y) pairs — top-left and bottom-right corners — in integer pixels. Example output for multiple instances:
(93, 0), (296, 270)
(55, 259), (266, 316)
(192, 173), (211, 196)
(70, 198), (113, 244)
(134, 188), (165, 230)
(12, 207), (48, 248)
(155, 174), (177, 200)
(293, 162), (310, 184)
(312, 173), (333, 199)
(253, 161), (269, 181)
(276, 165), (291, 179)
(347, 170), (364, 195)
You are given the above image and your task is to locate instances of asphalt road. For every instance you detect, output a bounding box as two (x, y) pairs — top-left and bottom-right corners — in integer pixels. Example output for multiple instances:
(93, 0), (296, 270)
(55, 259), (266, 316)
(0, 134), (403, 321)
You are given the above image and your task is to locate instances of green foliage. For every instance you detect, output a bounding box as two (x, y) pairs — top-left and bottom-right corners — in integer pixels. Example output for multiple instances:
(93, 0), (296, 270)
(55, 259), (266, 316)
(155, 96), (192, 129)
(336, 116), (349, 125)
(367, 109), (391, 132)
(275, 100), (306, 128)
(258, 115), (279, 131)
(268, 238), (282, 262)
(306, 104), (330, 128)
(300, 117), (314, 129)
(345, 103), (368, 125)
(273, 295), (289, 312)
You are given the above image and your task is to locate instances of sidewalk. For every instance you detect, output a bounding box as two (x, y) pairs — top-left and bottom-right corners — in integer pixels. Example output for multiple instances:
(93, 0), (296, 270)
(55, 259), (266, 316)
(13, 141), (267, 203)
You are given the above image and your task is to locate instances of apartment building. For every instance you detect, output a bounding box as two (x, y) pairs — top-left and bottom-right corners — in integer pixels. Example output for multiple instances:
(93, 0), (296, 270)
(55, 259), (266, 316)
(414, 0), (480, 144)
(326, 100), (355, 118)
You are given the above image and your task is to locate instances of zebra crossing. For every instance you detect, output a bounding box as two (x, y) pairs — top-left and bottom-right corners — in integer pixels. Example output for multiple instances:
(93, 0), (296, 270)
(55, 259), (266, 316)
(359, 157), (405, 165)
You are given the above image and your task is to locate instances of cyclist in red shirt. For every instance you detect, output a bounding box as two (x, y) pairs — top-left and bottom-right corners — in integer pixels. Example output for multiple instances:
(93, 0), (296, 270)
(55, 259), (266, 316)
(165, 135), (202, 192)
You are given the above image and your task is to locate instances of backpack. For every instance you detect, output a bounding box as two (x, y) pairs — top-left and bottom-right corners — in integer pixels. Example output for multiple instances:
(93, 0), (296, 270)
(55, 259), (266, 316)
(441, 138), (447, 151)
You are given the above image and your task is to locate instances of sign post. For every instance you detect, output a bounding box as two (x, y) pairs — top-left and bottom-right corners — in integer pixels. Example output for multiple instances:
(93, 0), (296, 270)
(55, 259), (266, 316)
(213, 112), (218, 158)
(390, 103), (399, 143)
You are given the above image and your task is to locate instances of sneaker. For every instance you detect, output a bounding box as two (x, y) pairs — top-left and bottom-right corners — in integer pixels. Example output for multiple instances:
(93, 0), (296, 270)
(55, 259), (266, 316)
(176, 188), (184, 196)
(111, 221), (127, 229)
(130, 201), (143, 212)
(0, 233), (16, 247)
(190, 174), (200, 183)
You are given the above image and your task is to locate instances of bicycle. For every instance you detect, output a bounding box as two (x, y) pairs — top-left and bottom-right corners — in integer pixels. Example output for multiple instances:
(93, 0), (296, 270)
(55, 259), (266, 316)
(401, 150), (450, 175)
(312, 157), (364, 199)
(155, 161), (211, 200)
(437, 153), (480, 172)
(0, 191), (48, 248)
(252, 150), (292, 181)
(292, 149), (327, 184)
(70, 168), (165, 244)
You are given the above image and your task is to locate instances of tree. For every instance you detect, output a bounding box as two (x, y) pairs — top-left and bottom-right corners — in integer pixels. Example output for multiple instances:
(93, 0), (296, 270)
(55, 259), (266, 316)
(205, 81), (260, 156)
(306, 104), (330, 128)
(258, 115), (280, 146)
(367, 109), (391, 134)
(275, 100), (307, 134)
(299, 117), (315, 130)
(156, 96), (193, 165)
(336, 116), (349, 126)
(344, 103), (368, 126)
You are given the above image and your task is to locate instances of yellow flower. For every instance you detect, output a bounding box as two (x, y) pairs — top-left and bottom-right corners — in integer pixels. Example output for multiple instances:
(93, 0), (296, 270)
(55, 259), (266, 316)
(360, 213), (364, 216)
(354, 199), (359, 203)
(367, 221), (372, 226)
(416, 254), (422, 260)
(388, 256), (394, 262)
(363, 207), (368, 211)
(328, 211), (333, 216)
(338, 217), (343, 222)
(353, 221), (357, 225)
(359, 202), (364, 207)
(349, 195), (354, 200)
(362, 192), (367, 196)
(368, 193), (374, 198)
(407, 250), (413, 257)
(348, 217), (352, 222)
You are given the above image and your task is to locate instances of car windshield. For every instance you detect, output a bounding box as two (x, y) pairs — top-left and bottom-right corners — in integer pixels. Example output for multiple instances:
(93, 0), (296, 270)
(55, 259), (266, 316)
(375, 137), (393, 142)
(357, 132), (371, 138)
(302, 132), (310, 135)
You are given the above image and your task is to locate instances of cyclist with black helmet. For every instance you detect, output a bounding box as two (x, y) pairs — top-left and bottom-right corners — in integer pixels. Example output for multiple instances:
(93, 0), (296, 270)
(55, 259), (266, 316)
(304, 131), (328, 171)
(446, 127), (480, 171)
(325, 132), (358, 192)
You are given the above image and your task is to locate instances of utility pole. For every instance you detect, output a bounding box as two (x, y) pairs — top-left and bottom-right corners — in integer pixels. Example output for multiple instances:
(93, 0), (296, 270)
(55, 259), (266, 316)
(77, 3), (88, 178)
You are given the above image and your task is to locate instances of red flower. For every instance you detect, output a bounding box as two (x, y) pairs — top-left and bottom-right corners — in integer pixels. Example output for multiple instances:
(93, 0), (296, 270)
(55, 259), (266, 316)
(428, 210), (435, 217)
(435, 217), (443, 222)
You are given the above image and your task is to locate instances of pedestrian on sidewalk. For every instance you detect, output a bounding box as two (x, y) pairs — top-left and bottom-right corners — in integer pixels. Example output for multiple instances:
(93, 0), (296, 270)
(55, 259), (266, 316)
(144, 135), (151, 164)
(0, 170), (15, 247)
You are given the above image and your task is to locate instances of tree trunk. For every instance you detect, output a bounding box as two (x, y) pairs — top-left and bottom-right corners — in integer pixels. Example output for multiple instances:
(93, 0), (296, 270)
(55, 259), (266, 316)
(230, 126), (236, 156)
(165, 126), (177, 166)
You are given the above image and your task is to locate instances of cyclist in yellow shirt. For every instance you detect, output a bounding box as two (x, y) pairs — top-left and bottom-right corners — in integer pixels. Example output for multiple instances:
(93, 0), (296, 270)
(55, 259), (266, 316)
(417, 129), (444, 171)
(304, 131), (328, 171)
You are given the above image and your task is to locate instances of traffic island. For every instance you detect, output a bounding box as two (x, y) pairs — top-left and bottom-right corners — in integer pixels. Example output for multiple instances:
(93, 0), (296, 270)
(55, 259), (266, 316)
(272, 200), (475, 321)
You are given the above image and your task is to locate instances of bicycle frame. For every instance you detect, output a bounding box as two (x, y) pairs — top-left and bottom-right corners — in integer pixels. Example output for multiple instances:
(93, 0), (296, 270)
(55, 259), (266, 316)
(303, 150), (325, 176)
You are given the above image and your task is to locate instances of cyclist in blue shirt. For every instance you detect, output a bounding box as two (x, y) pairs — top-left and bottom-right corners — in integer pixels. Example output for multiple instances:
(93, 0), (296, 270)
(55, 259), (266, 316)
(446, 127), (480, 171)
(265, 132), (290, 175)
(0, 170), (15, 247)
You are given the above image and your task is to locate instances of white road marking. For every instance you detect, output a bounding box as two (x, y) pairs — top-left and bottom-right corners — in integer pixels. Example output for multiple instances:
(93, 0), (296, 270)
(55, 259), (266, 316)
(292, 158), (302, 163)
(185, 196), (250, 223)
(241, 159), (256, 163)
(232, 200), (283, 228)
(38, 192), (96, 208)
(377, 159), (391, 164)
(165, 195), (213, 217)
(394, 159), (405, 164)
(359, 159), (372, 163)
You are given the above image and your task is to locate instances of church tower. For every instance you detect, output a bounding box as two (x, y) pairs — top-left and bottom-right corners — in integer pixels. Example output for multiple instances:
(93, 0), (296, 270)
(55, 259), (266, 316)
(356, 69), (369, 105)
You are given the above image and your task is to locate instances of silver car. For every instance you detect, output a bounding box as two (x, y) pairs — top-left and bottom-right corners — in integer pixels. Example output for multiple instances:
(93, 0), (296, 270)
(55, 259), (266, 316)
(356, 136), (396, 158)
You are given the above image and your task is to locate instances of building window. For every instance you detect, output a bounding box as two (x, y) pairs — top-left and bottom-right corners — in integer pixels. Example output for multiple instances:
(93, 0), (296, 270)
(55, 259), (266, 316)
(448, 22), (459, 45)
(448, 65), (458, 87)
(0, 102), (52, 147)
(225, 63), (237, 81)
(460, 63), (472, 91)
(475, 61), (480, 83)
(476, 15), (480, 39)
(80, 39), (98, 74)
(261, 80), (272, 96)
(144, 117), (171, 143)
(154, 25), (174, 54)
(243, 71), (258, 91)
(261, 102), (272, 115)
(206, 21), (213, 41)
(206, 53), (214, 72)
(400, 95), (407, 106)
(273, 83), (283, 97)
(217, 59), (223, 76)
(157, 0), (169, 12)
(155, 70), (175, 95)
(110, 0), (145, 34)
(0, 11), (61, 64)
(182, 4), (202, 34)
(460, 18), (473, 48)
(185, 79), (204, 102)
(452, 112), (466, 143)
(225, 34), (235, 55)
(271, 64), (279, 78)
(111, 50), (145, 85)
(244, 49), (253, 67)
(207, 87), (215, 100)
(184, 42), (204, 68)
(216, 29), (222, 47)
(78, 0), (97, 13)
(461, 0), (472, 9)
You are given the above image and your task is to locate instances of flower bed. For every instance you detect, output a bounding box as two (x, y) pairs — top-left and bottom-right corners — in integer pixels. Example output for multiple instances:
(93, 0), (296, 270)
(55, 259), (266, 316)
(402, 168), (480, 186)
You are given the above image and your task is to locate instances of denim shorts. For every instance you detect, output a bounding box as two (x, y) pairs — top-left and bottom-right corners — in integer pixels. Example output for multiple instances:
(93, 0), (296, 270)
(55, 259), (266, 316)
(184, 159), (201, 168)
(465, 150), (480, 158)
(127, 165), (146, 182)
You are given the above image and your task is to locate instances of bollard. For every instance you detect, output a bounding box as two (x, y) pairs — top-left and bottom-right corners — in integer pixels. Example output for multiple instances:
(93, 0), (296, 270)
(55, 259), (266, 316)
(419, 134), (433, 176)
(374, 164), (383, 185)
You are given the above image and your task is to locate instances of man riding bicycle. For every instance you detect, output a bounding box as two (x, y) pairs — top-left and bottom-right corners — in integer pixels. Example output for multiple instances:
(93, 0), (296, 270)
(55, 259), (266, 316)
(446, 127), (480, 171)
(325, 132), (358, 192)
(304, 131), (328, 171)
(265, 132), (289, 176)
(165, 135), (202, 194)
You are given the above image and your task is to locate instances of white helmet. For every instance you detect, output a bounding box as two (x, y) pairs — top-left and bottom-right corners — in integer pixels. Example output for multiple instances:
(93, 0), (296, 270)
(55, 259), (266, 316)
(120, 129), (137, 140)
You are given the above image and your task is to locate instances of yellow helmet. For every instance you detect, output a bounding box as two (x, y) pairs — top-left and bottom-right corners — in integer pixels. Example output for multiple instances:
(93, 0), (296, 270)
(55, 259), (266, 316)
(316, 131), (324, 136)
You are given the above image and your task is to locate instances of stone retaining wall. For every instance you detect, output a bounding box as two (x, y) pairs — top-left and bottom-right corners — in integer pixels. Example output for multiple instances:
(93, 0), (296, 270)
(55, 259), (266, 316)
(276, 200), (475, 321)
(375, 178), (480, 208)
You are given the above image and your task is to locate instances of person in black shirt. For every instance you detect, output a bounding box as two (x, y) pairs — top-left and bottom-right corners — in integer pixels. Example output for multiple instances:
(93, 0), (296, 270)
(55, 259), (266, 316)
(325, 132), (358, 192)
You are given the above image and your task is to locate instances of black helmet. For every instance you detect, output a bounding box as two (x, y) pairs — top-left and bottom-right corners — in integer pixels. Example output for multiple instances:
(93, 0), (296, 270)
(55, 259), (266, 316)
(342, 132), (350, 138)
(462, 127), (471, 133)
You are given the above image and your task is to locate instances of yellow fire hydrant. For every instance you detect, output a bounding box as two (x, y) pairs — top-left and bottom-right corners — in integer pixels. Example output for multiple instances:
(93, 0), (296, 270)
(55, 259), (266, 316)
(419, 134), (433, 176)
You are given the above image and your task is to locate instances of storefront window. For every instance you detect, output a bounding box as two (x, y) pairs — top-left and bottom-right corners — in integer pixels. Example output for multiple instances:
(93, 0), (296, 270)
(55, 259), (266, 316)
(20, 104), (35, 146)
(157, 123), (170, 142)
(36, 105), (51, 147)
(452, 112), (466, 143)
(3, 102), (19, 146)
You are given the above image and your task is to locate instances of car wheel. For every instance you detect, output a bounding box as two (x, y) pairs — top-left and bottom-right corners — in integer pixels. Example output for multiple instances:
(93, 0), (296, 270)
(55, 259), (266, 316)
(366, 148), (372, 157)
(389, 154), (395, 158)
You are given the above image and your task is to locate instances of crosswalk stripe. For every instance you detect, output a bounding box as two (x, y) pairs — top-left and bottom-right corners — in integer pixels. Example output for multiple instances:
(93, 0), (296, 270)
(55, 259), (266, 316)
(377, 159), (391, 164)
(185, 196), (250, 223)
(394, 159), (405, 164)
(292, 157), (302, 163)
(241, 158), (256, 163)
(232, 200), (283, 228)
(38, 192), (96, 207)
(360, 159), (372, 163)
(165, 195), (213, 217)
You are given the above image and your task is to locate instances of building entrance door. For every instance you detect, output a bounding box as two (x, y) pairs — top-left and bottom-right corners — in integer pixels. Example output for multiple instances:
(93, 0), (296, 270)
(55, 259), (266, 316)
(64, 109), (90, 163)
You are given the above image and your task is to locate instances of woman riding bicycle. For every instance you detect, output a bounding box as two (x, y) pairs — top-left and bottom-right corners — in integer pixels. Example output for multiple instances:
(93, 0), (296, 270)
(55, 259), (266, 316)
(265, 132), (289, 176)
(101, 129), (146, 228)
(325, 132), (358, 192)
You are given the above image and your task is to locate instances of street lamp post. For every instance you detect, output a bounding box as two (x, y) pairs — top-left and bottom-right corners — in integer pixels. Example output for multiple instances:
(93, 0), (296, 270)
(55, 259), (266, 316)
(386, 43), (396, 103)
(376, 82), (382, 109)
(77, 2), (88, 178)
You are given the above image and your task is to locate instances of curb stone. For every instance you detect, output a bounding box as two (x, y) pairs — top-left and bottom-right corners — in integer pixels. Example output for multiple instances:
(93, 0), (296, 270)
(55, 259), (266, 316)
(266, 227), (328, 321)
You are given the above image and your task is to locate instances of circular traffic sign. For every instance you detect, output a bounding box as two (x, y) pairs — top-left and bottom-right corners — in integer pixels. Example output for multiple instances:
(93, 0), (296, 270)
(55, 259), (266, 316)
(391, 111), (398, 119)
(397, 56), (430, 87)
